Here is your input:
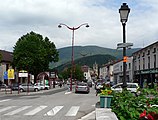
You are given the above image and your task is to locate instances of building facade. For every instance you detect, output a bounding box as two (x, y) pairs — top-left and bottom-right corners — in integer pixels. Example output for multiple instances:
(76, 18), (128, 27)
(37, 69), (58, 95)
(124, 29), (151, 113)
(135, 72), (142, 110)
(113, 56), (133, 84)
(81, 65), (92, 81)
(99, 62), (114, 82)
(0, 50), (13, 85)
(133, 41), (158, 88)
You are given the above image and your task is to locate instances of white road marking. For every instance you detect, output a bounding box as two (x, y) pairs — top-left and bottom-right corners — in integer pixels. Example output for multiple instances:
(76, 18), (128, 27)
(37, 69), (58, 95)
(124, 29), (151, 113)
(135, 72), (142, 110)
(92, 104), (95, 107)
(4, 106), (32, 115)
(0, 106), (16, 113)
(65, 106), (80, 116)
(24, 106), (47, 115)
(44, 106), (63, 116)
(65, 91), (72, 94)
(78, 111), (95, 120)
(0, 99), (11, 103)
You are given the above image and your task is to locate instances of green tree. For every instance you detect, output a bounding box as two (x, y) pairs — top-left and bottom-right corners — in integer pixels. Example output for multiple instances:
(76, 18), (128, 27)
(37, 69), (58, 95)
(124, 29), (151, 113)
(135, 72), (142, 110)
(12, 31), (59, 80)
(61, 65), (84, 81)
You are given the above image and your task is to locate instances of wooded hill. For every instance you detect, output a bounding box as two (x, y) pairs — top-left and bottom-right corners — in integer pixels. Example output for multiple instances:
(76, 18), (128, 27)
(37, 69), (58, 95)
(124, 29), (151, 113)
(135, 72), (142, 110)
(49, 46), (140, 71)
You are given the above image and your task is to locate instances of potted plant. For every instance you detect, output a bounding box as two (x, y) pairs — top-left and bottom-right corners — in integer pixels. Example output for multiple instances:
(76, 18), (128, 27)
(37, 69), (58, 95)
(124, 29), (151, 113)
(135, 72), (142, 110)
(99, 89), (113, 108)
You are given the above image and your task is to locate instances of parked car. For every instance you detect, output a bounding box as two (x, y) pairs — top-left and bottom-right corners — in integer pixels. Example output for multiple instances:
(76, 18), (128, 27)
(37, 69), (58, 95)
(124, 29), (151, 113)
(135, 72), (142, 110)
(9, 83), (20, 91)
(34, 83), (50, 90)
(75, 82), (90, 93)
(19, 83), (40, 92)
(111, 83), (139, 93)
(0, 84), (8, 89)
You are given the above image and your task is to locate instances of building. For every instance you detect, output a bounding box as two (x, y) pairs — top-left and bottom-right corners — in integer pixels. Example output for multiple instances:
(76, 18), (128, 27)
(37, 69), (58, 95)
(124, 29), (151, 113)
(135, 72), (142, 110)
(133, 41), (158, 88)
(113, 56), (133, 84)
(99, 62), (114, 82)
(81, 65), (92, 81)
(0, 50), (13, 85)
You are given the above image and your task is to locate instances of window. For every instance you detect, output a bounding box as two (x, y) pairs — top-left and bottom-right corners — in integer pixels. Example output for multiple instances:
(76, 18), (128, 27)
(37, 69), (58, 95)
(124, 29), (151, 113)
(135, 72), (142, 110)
(148, 56), (150, 69)
(143, 58), (145, 69)
(154, 55), (156, 68)
(129, 63), (131, 69)
(139, 59), (140, 70)
(120, 66), (122, 71)
(147, 50), (150, 55)
(153, 48), (156, 53)
(142, 52), (145, 57)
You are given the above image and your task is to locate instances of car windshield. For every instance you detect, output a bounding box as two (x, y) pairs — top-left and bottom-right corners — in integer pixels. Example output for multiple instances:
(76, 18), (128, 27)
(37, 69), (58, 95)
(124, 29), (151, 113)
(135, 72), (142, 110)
(127, 84), (137, 88)
(77, 83), (87, 86)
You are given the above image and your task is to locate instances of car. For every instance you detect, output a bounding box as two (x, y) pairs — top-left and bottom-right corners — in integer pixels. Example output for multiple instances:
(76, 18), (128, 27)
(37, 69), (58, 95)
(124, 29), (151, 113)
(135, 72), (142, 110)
(0, 84), (8, 89)
(9, 83), (20, 91)
(111, 83), (139, 93)
(75, 82), (90, 93)
(34, 83), (50, 90)
(19, 83), (40, 92)
(95, 82), (104, 90)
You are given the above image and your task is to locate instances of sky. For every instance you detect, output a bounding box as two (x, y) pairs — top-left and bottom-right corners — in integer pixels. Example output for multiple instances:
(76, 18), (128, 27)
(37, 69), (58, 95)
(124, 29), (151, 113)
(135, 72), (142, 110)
(0, 0), (158, 52)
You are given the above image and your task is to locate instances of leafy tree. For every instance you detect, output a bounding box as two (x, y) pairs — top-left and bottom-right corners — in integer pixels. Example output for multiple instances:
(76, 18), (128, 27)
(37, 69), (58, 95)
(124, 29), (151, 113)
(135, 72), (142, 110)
(61, 65), (84, 81)
(12, 31), (59, 80)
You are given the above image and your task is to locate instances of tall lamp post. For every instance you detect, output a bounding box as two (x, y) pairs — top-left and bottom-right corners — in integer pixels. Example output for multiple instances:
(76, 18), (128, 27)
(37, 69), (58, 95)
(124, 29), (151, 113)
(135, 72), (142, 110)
(58, 23), (89, 91)
(119, 3), (130, 88)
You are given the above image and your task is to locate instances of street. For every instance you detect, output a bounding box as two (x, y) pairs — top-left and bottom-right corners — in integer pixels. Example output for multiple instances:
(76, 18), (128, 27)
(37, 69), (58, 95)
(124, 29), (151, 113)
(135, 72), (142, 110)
(0, 86), (99, 120)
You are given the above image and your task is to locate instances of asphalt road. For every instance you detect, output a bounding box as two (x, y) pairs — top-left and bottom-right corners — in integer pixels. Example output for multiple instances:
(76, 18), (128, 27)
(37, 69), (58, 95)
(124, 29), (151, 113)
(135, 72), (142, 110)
(0, 86), (99, 120)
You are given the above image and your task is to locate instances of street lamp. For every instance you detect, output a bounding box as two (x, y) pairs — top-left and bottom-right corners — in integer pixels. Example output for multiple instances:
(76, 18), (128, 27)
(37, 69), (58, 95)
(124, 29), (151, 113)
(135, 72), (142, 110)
(58, 23), (89, 91)
(119, 3), (130, 88)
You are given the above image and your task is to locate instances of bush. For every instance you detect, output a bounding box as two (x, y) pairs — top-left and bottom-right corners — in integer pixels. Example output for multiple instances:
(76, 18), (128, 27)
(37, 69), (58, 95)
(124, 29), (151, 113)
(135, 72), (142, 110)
(111, 88), (158, 120)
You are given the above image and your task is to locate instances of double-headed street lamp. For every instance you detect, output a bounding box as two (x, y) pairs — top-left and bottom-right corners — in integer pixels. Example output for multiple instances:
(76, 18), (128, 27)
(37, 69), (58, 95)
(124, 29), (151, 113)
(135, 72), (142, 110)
(58, 23), (89, 91)
(119, 3), (130, 88)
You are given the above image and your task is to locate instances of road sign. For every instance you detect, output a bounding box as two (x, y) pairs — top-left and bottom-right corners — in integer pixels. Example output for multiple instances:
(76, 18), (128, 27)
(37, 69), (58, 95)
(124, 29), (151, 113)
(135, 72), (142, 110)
(123, 56), (128, 62)
(8, 69), (14, 79)
(4, 71), (8, 80)
(19, 70), (28, 77)
(117, 43), (133, 49)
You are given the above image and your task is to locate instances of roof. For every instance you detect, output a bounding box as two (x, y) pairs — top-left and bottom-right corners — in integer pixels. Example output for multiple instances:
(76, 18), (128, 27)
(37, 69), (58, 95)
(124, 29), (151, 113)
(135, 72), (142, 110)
(0, 50), (13, 63)
(133, 41), (158, 55)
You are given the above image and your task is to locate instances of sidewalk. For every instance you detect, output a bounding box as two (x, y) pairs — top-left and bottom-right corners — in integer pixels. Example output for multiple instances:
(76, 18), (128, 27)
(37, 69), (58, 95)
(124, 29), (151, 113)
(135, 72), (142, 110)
(95, 102), (118, 120)
(0, 86), (67, 97)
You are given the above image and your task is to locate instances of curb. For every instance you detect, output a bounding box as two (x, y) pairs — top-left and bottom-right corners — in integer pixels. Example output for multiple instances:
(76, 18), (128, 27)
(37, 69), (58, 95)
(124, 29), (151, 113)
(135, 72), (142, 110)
(95, 102), (118, 120)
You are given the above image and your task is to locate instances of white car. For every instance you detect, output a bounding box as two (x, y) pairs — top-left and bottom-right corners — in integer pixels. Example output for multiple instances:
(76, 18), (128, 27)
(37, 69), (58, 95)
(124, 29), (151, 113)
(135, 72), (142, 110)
(19, 83), (40, 92)
(111, 83), (139, 93)
(34, 83), (50, 90)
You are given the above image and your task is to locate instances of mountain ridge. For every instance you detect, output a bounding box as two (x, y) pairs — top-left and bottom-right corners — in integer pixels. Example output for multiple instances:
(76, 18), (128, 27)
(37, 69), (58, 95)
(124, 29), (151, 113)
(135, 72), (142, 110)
(50, 45), (140, 69)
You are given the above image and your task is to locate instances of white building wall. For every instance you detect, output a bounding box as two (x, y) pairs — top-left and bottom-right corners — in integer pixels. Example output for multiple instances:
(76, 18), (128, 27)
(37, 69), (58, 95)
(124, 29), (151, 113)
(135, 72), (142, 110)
(113, 56), (133, 84)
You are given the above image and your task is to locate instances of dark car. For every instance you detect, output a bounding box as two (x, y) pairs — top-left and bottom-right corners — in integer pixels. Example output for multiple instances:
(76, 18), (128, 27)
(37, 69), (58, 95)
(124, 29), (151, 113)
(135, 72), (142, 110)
(87, 81), (92, 87)
(9, 83), (20, 91)
(0, 84), (8, 89)
(75, 82), (90, 93)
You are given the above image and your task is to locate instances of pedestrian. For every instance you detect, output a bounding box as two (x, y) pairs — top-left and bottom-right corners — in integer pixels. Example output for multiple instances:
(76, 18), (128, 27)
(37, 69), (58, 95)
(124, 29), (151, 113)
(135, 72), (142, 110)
(59, 82), (62, 88)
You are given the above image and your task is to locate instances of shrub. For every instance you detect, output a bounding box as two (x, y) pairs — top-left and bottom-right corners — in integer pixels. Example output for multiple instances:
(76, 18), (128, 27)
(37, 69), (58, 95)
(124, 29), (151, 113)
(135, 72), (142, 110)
(111, 88), (158, 120)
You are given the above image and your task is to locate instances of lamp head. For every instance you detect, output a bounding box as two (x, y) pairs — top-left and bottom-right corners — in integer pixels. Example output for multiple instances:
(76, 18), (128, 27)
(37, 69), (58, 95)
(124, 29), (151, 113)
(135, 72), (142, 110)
(119, 3), (130, 24)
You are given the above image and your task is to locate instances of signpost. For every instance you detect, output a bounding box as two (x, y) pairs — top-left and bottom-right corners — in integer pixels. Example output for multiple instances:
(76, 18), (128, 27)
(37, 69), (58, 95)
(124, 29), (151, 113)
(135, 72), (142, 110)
(8, 69), (14, 79)
(18, 70), (29, 94)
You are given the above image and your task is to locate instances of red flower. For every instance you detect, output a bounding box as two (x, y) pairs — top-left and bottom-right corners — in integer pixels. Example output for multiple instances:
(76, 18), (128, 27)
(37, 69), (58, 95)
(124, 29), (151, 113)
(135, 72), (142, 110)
(147, 114), (154, 120)
(140, 110), (146, 118)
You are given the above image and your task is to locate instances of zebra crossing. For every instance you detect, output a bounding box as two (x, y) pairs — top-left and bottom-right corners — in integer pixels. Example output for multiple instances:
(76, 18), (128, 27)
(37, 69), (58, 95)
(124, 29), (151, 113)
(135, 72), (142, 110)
(0, 105), (80, 117)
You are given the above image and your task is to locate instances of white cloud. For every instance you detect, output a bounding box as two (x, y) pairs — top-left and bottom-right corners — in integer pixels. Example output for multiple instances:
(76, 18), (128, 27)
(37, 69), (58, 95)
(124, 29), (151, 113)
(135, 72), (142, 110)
(0, 0), (158, 51)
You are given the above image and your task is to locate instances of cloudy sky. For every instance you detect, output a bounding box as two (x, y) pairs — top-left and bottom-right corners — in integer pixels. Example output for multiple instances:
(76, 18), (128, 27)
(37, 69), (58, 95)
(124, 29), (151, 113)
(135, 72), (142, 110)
(0, 0), (158, 51)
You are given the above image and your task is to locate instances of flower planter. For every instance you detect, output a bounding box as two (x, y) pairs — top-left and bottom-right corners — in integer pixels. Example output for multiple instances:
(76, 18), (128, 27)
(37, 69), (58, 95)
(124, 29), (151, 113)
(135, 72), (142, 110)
(100, 95), (113, 108)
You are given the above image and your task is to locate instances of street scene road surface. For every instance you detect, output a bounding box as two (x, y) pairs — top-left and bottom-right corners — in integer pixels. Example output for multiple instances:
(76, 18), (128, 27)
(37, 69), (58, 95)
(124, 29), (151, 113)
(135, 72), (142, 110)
(0, 86), (98, 120)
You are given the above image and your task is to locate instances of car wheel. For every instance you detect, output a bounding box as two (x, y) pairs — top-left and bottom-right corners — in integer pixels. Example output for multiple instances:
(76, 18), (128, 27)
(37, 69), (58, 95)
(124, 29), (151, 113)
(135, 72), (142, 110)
(20, 89), (23, 92)
(34, 88), (38, 92)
